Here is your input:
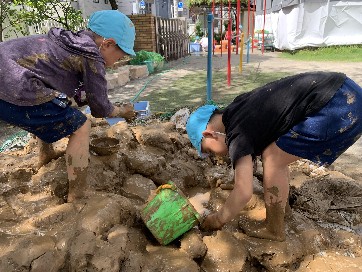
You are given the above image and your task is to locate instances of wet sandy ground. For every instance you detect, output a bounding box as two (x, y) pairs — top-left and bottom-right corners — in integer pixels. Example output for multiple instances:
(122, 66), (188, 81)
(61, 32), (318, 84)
(107, 49), (362, 182)
(1, 49), (361, 148)
(0, 50), (361, 271)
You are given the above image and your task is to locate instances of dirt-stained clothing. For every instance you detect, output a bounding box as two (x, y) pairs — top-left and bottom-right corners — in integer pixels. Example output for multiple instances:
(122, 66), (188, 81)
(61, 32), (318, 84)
(0, 28), (113, 118)
(223, 72), (348, 166)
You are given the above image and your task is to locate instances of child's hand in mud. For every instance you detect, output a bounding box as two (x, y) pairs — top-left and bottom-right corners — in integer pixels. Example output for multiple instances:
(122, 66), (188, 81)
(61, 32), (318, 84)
(200, 212), (224, 231)
(116, 102), (136, 122)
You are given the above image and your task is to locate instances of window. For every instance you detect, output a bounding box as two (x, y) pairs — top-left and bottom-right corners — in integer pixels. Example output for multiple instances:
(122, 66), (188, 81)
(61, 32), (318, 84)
(93, 0), (99, 3)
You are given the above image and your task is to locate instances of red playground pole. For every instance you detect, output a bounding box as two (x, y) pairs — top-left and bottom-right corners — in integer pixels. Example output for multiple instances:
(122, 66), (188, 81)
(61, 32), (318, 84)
(252, 0), (256, 53)
(236, 0), (240, 55)
(262, 0), (267, 54)
(212, 0), (215, 55)
(221, 0), (223, 56)
(247, 0), (251, 38)
(227, 0), (231, 86)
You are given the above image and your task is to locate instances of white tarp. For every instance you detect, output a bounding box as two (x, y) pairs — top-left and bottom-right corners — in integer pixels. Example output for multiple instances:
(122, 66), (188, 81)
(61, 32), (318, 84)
(255, 0), (362, 50)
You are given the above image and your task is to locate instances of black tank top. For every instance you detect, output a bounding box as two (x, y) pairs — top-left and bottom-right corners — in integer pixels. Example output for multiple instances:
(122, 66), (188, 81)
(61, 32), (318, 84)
(222, 71), (347, 167)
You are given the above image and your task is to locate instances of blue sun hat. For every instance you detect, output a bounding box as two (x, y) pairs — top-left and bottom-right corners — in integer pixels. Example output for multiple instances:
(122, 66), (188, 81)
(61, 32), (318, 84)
(186, 105), (218, 156)
(88, 10), (136, 56)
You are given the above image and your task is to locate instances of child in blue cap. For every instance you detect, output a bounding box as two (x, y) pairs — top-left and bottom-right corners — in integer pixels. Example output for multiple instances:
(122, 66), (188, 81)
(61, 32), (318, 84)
(0, 10), (136, 202)
(186, 71), (362, 241)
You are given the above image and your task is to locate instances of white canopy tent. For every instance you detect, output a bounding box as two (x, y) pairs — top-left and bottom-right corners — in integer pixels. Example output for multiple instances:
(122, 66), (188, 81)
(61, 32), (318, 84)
(254, 0), (362, 50)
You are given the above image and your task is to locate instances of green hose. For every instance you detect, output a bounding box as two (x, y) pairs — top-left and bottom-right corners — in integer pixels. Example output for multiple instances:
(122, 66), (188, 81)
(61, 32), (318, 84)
(131, 56), (191, 103)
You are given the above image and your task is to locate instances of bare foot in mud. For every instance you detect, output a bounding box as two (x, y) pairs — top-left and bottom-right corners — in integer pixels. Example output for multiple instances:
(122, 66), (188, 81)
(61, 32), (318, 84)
(38, 150), (65, 169)
(245, 225), (286, 241)
(239, 219), (286, 241)
(66, 190), (86, 203)
(66, 190), (100, 203)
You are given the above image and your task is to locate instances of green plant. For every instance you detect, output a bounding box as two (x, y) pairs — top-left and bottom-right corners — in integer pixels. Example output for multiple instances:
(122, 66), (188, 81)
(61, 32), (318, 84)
(15, 0), (85, 32)
(129, 50), (164, 65)
(214, 32), (221, 43)
(195, 20), (203, 38)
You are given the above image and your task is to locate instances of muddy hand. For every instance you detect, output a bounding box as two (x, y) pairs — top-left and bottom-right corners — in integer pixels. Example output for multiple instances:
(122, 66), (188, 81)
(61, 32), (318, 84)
(200, 212), (224, 231)
(118, 102), (136, 122)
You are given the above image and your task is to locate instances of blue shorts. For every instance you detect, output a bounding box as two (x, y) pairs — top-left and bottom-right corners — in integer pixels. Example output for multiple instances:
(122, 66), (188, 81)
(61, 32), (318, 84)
(276, 77), (362, 166)
(0, 99), (87, 143)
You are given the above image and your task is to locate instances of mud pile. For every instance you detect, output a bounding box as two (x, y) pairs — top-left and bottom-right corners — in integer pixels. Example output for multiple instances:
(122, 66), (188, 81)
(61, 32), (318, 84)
(0, 116), (361, 271)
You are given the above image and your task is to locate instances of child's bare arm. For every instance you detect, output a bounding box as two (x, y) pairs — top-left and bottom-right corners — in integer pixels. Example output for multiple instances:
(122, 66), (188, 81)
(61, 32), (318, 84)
(201, 155), (254, 230)
(218, 155), (254, 223)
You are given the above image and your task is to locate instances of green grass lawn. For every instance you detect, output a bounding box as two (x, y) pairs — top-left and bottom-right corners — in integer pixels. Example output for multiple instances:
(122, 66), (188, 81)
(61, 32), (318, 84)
(281, 45), (362, 62)
(136, 44), (362, 115)
(141, 68), (289, 113)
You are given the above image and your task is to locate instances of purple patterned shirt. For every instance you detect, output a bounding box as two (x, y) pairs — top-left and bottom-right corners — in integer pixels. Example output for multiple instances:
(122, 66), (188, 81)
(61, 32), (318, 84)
(0, 28), (113, 117)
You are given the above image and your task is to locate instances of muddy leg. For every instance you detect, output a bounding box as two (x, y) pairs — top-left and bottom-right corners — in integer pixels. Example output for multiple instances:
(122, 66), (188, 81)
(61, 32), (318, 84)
(285, 201), (293, 219)
(65, 119), (91, 202)
(37, 137), (65, 169)
(246, 143), (300, 241)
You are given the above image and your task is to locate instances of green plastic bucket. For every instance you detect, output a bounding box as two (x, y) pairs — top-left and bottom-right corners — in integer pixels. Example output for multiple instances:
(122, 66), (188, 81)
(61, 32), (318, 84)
(143, 60), (154, 74)
(140, 182), (201, 245)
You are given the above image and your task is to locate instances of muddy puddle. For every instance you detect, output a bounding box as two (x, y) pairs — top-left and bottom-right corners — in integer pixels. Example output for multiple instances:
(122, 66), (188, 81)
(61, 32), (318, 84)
(0, 116), (361, 271)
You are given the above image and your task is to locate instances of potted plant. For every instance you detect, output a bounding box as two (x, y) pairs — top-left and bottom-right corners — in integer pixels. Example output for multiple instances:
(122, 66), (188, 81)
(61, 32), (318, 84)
(130, 50), (164, 73)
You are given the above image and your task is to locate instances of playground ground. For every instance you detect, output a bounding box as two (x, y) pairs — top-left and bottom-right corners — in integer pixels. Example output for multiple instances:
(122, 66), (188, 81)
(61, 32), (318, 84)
(1, 48), (361, 144)
(0, 49), (361, 271)
(1, 48), (361, 141)
(1, 49), (361, 179)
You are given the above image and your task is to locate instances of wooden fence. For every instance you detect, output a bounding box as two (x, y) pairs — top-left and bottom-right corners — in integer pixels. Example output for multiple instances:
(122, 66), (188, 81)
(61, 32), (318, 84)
(155, 17), (189, 61)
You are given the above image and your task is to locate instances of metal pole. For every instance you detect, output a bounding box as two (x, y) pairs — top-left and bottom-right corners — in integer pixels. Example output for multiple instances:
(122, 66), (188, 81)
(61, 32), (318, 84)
(220, 1), (223, 56)
(262, 0), (267, 54)
(247, 0), (251, 38)
(247, 35), (250, 63)
(239, 33), (244, 73)
(236, 0), (240, 55)
(212, 0), (215, 56)
(207, 13), (214, 103)
(227, 0), (231, 86)
(252, 0), (256, 53)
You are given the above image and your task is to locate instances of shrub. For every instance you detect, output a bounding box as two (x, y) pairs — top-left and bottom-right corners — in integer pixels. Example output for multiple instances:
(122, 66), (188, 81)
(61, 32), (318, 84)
(130, 50), (164, 65)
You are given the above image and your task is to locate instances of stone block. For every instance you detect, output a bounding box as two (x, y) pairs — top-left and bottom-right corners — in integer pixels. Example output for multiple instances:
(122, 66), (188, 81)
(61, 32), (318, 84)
(117, 69), (130, 87)
(129, 65), (149, 79)
(106, 73), (118, 90)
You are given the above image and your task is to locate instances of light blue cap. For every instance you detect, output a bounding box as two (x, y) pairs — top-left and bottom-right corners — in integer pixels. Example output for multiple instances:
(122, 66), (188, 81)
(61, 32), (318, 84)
(186, 105), (218, 156)
(88, 10), (136, 56)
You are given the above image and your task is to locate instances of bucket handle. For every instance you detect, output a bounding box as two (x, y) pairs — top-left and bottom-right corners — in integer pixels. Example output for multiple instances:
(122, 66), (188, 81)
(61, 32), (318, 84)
(155, 183), (176, 194)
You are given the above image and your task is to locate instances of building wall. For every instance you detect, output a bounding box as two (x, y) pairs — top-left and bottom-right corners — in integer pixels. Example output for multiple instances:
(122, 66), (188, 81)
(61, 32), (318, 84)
(77, 0), (178, 19)
(77, 0), (134, 18)
(128, 14), (157, 52)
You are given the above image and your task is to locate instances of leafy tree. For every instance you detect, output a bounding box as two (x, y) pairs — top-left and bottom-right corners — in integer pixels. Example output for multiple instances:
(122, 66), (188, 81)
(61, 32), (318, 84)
(0, 0), (29, 42)
(195, 20), (203, 37)
(16, 0), (85, 32)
